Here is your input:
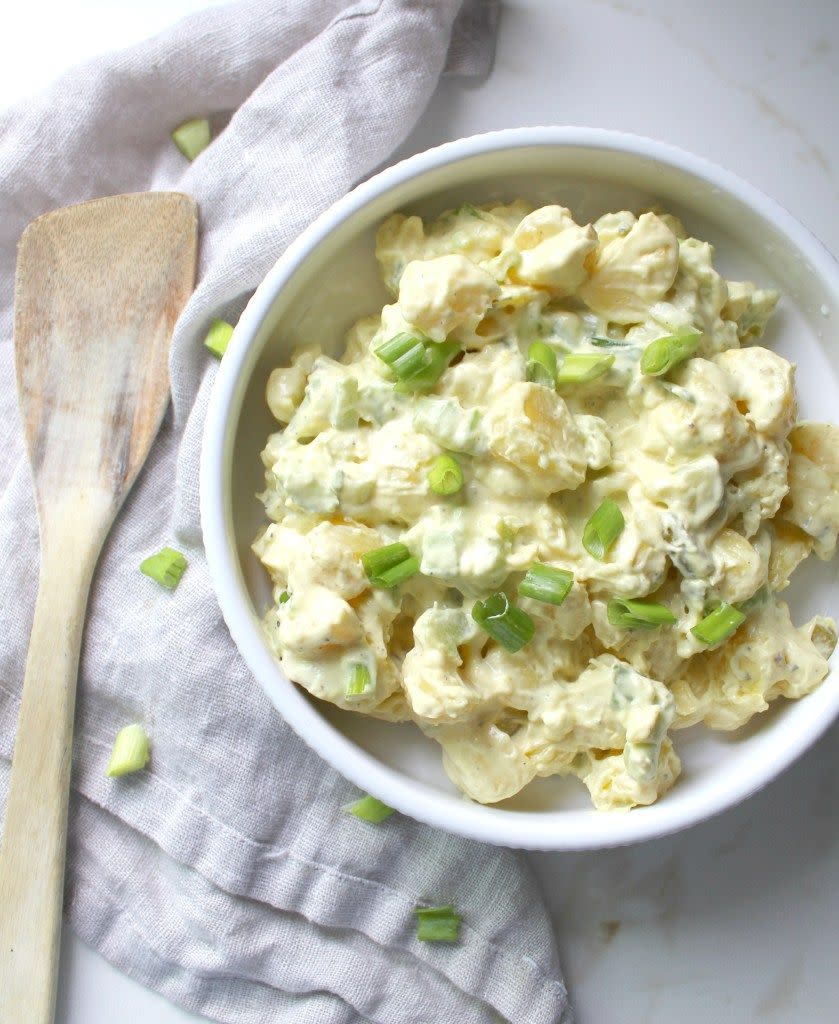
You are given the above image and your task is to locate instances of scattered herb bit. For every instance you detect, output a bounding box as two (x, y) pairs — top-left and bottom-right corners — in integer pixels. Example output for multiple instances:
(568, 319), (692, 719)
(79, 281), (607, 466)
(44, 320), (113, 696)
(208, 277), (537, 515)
(106, 724), (150, 777)
(428, 454), (464, 496)
(591, 336), (629, 347)
(582, 500), (625, 560)
(344, 794), (395, 823)
(377, 334), (460, 392)
(640, 329), (701, 377)
(471, 593), (535, 652)
(691, 602), (746, 645)
(658, 380), (695, 403)
(415, 905), (461, 943)
(204, 319), (235, 359)
(140, 547), (187, 590)
(526, 341), (558, 388)
(376, 332), (429, 379)
(518, 564), (574, 606)
(171, 117), (211, 160)
(362, 543), (420, 588)
(396, 341), (460, 393)
(345, 662), (374, 701)
(556, 352), (614, 384)
(607, 598), (677, 630)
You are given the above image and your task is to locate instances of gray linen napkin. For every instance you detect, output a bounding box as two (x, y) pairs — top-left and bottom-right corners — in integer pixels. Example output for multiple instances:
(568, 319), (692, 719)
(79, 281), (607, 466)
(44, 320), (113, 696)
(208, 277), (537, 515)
(0, 2), (573, 1021)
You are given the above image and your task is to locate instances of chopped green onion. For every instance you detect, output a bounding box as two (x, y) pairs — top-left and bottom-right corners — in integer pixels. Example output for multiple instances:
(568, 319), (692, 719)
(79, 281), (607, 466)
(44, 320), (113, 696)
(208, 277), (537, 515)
(457, 203), (482, 218)
(204, 319), (234, 359)
(415, 905), (461, 943)
(361, 543), (420, 588)
(376, 332), (429, 379)
(518, 564), (574, 606)
(140, 547), (188, 590)
(390, 341), (428, 380)
(375, 557), (420, 587)
(171, 117), (211, 160)
(591, 336), (629, 347)
(344, 794), (395, 823)
(279, 590), (290, 604)
(362, 542), (410, 577)
(345, 662), (374, 701)
(428, 454), (464, 495)
(395, 341), (460, 393)
(377, 334), (460, 392)
(640, 329), (701, 377)
(691, 602), (746, 645)
(556, 352), (614, 384)
(582, 499), (625, 560)
(106, 724), (150, 777)
(526, 341), (558, 387)
(471, 593), (535, 652)
(607, 598), (677, 630)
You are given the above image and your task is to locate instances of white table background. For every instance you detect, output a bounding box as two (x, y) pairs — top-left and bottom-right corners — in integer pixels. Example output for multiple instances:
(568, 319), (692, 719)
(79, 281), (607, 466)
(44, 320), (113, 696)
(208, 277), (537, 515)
(4, 1), (838, 1021)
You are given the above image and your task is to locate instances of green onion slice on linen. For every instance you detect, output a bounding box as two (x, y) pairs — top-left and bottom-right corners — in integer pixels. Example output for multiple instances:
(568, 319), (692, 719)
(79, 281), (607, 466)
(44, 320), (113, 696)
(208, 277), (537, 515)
(691, 602), (746, 645)
(518, 564), (574, 606)
(396, 341), (460, 393)
(640, 328), (701, 377)
(428, 454), (464, 495)
(361, 543), (420, 588)
(607, 598), (677, 630)
(140, 547), (188, 590)
(526, 341), (558, 387)
(204, 319), (235, 359)
(471, 592), (535, 652)
(415, 905), (461, 943)
(171, 117), (211, 161)
(344, 794), (395, 823)
(556, 352), (614, 384)
(582, 499), (625, 560)
(345, 662), (374, 701)
(106, 724), (150, 777)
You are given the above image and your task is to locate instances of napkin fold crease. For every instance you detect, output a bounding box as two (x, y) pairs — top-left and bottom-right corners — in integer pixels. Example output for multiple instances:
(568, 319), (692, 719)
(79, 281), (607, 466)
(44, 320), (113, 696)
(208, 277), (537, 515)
(0, 2), (572, 1021)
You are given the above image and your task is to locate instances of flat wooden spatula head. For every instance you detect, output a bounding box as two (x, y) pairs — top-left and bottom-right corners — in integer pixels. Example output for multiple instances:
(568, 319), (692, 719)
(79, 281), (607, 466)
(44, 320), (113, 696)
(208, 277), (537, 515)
(14, 192), (197, 527)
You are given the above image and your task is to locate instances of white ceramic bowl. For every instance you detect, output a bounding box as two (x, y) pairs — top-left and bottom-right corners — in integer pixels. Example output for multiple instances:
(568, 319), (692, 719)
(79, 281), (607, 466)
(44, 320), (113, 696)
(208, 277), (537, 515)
(201, 127), (839, 850)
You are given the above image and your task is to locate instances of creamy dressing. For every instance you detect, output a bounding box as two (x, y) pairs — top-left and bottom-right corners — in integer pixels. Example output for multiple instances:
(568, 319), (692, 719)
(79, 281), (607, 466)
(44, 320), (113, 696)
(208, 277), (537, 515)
(253, 200), (839, 811)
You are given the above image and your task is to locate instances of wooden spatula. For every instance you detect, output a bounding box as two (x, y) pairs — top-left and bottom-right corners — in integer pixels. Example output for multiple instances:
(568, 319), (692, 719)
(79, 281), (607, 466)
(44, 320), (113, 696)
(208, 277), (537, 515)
(0, 192), (197, 1022)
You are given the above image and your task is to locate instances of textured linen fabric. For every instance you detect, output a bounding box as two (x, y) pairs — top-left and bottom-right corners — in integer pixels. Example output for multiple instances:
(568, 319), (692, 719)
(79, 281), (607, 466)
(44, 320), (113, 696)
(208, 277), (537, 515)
(0, 2), (572, 1022)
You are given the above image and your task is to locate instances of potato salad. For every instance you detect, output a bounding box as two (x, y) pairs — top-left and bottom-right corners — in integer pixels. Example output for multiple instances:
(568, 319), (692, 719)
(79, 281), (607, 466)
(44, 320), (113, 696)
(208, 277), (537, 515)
(253, 200), (839, 811)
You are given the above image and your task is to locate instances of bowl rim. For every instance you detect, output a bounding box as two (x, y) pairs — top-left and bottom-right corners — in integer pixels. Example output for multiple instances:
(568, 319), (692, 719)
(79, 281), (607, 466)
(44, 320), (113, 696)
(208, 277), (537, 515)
(200, 126), (839, 850)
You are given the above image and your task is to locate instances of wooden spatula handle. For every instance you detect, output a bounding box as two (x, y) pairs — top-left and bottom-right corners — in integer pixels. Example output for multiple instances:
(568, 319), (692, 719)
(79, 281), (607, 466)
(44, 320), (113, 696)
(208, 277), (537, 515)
(0, 521), (104, 1023)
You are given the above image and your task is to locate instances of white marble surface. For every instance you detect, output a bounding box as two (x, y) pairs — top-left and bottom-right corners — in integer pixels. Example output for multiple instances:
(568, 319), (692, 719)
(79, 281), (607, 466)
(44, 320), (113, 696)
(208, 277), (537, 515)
(5, 0), (838, 1020)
